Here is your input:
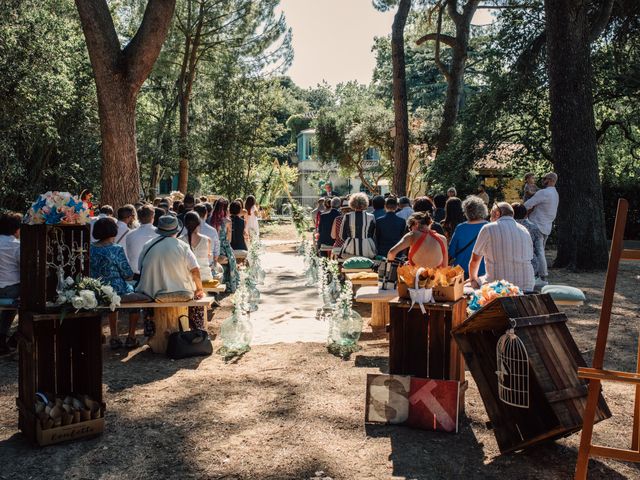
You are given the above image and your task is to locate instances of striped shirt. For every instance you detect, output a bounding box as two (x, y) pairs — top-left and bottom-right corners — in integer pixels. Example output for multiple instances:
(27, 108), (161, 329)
(473, 216), (535, 292)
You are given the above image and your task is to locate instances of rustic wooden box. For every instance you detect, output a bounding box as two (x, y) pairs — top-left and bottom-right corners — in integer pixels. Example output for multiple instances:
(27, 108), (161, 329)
(452, 294), (611, 454)
(388, 297), (467, 382)
(17, 310), (104, 446)
(20, 224), (91, 312)
(433, 274), (464, 302)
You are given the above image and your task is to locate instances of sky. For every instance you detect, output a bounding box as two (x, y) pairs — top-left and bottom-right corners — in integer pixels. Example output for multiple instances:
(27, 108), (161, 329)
(277, 0), (493, 88)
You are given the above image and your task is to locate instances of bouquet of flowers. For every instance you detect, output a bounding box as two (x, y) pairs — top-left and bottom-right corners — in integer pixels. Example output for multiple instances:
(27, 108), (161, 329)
(467, 280), (522, 314)
(25, 191), (92, 225)
(55, 276), (121, 312)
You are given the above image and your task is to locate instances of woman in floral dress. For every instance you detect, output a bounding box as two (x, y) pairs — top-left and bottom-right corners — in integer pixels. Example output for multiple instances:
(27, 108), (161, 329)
(209, 198), (239, 293)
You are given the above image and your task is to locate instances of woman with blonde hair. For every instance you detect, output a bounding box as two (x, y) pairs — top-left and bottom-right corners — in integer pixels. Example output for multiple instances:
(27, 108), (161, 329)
(339, 193), (376, 259)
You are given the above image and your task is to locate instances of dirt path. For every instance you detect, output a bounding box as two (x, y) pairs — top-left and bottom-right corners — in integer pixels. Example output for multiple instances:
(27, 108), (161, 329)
(0, 226), (639, 479)
(251, 249), (327, 345)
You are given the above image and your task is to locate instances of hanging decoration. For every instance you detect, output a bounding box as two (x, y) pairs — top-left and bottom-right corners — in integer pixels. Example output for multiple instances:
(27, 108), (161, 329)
(496, 326), (530, 408)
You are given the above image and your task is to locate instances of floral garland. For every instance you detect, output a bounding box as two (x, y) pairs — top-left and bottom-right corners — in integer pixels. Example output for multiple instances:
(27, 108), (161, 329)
(467, 280), (522, 314)
(25, 191), (93, 225)
(55, 276), (121, 312)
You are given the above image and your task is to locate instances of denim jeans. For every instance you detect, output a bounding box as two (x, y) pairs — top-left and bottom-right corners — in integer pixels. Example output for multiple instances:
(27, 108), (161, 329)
(0, 283), (19, 336)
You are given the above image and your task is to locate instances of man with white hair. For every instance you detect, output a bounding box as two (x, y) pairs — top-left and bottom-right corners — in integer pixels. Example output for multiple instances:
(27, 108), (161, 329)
(469, 202), (535, 292)
(447, 187), (457, 198)
(524, 172), (558, 281)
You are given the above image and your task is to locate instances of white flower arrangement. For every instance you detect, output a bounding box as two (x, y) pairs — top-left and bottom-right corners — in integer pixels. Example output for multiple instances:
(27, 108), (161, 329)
(55, 276), (121, 312)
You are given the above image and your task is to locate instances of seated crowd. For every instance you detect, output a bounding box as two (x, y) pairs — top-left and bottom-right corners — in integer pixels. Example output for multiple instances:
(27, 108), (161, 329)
(0, 193), (261, 354)
(314, 171), (559, 295)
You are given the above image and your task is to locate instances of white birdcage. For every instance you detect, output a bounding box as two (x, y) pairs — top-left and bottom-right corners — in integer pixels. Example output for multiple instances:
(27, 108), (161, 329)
(496, 325), (530, 408)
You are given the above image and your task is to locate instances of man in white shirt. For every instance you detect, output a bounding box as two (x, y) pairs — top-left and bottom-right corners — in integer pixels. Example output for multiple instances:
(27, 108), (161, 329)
(90, 205), (114, 242)
(469, 202), (535, 292)
(125, 205), (158, 275)
(136, 215), (204, 299)
(116, 205), (137, 246)
(395, 196), (414, 221)
(0, 212), (22, 354)
(524, 172), (559, 280)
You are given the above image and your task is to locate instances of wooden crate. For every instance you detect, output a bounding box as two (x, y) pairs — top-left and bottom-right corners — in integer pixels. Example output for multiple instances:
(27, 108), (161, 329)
(17, 310), (104, 446)
(388, 298), (467, 383)
(452, 294), (611, 454)
(20, 224), (91, 312)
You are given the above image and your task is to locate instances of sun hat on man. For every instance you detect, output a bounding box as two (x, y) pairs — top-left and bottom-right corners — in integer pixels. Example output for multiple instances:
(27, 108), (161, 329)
(156, 215), (182, 236)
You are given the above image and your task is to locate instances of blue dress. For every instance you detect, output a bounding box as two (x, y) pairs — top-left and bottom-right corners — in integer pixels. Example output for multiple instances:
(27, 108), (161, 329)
(448, 221), (487, 278)
(90, 243), (134, 295)
(219, 220), (239, 293)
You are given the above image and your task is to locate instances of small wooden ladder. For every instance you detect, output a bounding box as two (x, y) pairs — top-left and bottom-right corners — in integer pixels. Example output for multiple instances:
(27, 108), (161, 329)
(575, 198), (640, 478)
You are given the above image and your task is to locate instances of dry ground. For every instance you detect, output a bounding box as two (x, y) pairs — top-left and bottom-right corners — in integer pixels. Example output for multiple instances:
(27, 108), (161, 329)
(0, 221), (639, 479)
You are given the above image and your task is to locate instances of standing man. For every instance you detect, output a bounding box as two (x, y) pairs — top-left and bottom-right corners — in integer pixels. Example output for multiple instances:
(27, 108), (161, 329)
(447, 187), (457, 198)
(125, 205), (158, 275)
(469, 202), (535, 292)
(0, 212), (21, 355)
(477, 185), (490, 205)
(321, 181), (338, 197)
(375, 197), (407, 257)
(317, 197), (342, 252)
(395, 196), (414, 221)
(524, 172), (559, 282)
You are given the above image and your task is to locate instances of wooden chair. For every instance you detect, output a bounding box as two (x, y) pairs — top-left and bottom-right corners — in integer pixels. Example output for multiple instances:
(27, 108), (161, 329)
(575, 198), (640, 478)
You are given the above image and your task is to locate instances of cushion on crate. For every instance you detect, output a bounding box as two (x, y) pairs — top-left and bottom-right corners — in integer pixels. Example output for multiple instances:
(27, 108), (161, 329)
(343, 257), (374, 270)
(0, 298), (17, 306)
(541, 285), (586, 303)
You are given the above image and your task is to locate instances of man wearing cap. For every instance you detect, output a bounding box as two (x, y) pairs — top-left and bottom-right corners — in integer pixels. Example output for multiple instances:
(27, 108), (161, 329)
(524, 172), (559, 281)
(135, 215), (204, 300)
(395, 196), (414, 222)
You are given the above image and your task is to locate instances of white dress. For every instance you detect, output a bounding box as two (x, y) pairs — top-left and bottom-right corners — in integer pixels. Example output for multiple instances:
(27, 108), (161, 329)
(181, 232), (213, 282)
(246, 206), (259, 238)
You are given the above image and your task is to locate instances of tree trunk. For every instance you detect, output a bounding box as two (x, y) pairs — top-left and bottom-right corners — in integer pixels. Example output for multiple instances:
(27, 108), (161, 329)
(97, 87), (140, 207)
(178, 94), (190, 193)
(544, 0), (608, 270)
(75, 0), (176, 208)
(435, 32), (468, 153)
(434, 0), (478, 155)
(391, 0), (411, 196)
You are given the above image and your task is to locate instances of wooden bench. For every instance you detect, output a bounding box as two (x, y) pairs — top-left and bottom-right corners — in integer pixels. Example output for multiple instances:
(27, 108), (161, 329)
(117, 297), (216, 354)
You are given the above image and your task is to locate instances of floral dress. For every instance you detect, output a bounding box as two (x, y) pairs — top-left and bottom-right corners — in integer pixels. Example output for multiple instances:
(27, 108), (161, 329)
(90, 244), (134, 295)
(220, 219), (239, 293)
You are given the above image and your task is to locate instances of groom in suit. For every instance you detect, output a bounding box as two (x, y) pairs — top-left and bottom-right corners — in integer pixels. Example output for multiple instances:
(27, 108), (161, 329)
(375, 197), (407, 257)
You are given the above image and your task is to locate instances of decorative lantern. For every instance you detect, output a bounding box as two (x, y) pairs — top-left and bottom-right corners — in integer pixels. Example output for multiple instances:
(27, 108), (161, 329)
(496, 327), (530, 408)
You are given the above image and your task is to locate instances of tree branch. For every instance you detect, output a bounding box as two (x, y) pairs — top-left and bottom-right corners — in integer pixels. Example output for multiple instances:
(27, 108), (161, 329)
(589, 0), (614, 43)
(434, 4), (452, 81)
(123, 0), (177, 91)
(74, 0), (121, 77)
(416, 32), (458, 48)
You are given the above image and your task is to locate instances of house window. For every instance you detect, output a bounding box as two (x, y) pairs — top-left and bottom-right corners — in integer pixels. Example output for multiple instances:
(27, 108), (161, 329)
(364, 147), (380, 161)
(307, 138), (314, 159)
(297, 136), (305, 160)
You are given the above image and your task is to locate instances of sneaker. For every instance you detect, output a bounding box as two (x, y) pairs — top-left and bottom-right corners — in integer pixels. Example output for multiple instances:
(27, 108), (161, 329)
(124, 336), (140, 349)
(109, 338), (123, 350)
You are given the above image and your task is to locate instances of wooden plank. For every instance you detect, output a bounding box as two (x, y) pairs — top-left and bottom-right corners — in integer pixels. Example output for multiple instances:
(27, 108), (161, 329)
(428, 310), (446, 379)
(55, 316), (73, 395)
(621, 249), (640, 261)
(590, 445), (640, 463)
(545, 385), (588, 403)
(513, 313), (567, 328)
(578, 367), (640, 384)
(35, 320), (55, 394)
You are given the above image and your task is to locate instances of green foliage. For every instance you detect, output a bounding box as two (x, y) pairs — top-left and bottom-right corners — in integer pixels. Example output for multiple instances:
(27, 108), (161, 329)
(0, 0), (101, 210)
(314, 82), (394, 191)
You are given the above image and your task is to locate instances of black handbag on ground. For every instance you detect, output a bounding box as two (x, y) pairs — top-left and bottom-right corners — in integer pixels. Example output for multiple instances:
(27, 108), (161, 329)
(166, 315), (213, 359)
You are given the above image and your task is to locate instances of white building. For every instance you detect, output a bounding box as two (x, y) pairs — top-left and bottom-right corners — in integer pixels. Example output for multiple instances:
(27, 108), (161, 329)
(291, 129), (388, 206)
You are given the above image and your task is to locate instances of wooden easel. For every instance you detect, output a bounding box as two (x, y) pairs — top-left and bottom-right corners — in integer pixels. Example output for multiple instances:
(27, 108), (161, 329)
(575, 198), (640, 478)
